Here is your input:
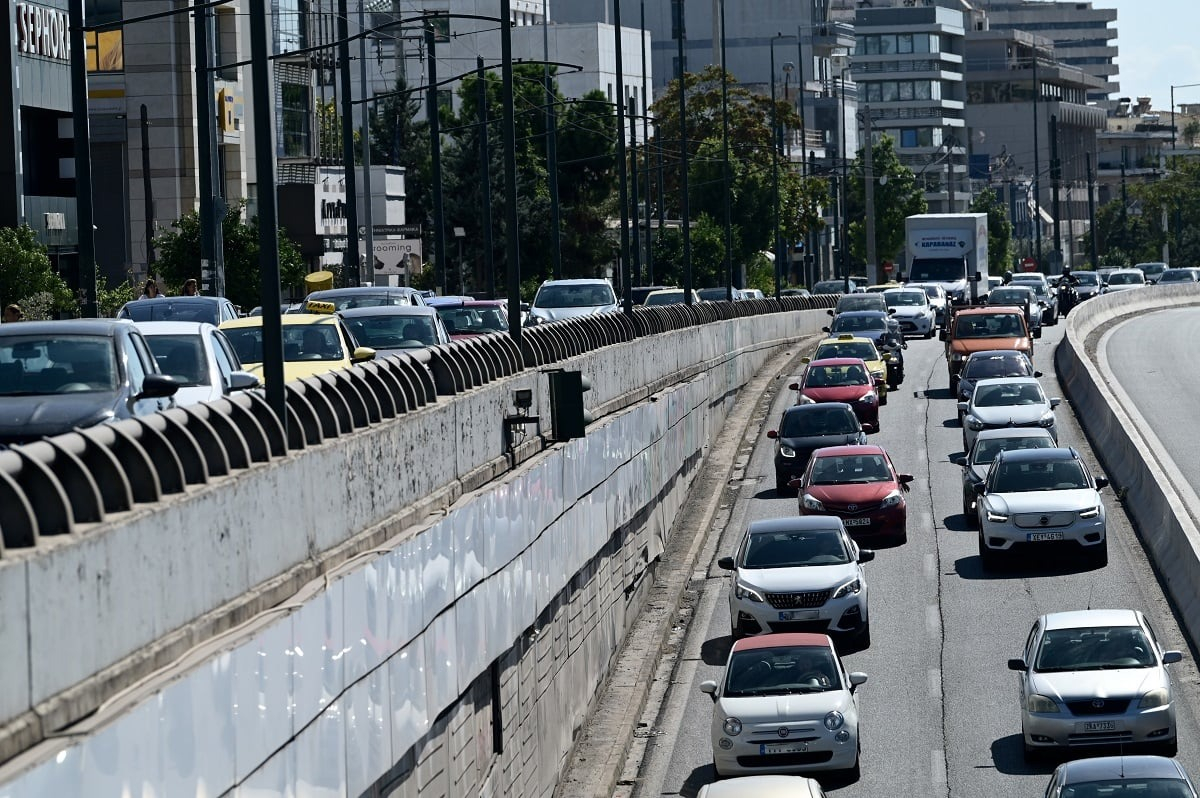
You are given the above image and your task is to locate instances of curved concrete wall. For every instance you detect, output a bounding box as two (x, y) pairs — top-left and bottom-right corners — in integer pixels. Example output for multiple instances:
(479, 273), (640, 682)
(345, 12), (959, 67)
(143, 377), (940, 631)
(0, 305), (827, 795)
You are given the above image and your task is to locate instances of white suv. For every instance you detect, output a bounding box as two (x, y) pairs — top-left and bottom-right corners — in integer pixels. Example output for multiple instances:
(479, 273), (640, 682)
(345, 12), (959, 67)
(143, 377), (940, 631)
(525, 278), (619, 325)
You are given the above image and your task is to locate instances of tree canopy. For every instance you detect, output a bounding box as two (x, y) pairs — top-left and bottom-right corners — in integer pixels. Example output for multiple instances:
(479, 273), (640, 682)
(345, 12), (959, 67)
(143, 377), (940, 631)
(969, 187), (1013, 272)
(0, 226), (74, 318)
(1094, 158), (1200, 268)
(844, 135), (927, 271)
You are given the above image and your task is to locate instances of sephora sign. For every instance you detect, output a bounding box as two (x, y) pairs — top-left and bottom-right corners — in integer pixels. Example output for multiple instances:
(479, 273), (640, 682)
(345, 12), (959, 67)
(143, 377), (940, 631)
(16, 3), (72, 62)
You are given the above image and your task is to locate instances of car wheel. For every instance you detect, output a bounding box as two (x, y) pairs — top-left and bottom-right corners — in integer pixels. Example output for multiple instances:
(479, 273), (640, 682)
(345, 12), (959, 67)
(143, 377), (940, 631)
(978, 532), (1000, 570)
(949, 375), (959, 393)
(1091, 537), (1109, 568)
(841, 744), (862, 781)
(879, 391), (888, 406)
(924, 327), (934, 339)
(963, 496), (977, 526)
(731, 616), (746, 641)
(856, 619), (872, 648)
(776, 475), (792, 496)
(1158, 737), (1179, 758)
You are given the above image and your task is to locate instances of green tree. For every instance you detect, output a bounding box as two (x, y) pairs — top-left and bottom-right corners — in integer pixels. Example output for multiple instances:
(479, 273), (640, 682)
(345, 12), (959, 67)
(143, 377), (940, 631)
(1095, 158), (1200, 267)
(370, 76), (431, 257)
(844, 135), (927, 270)
(152, 200), (307, 310)
(317, 99), (362, 164)
(1184, 118), (1200, 148)
(968, 187), (1013, 271)
(0, 225), (74, 317)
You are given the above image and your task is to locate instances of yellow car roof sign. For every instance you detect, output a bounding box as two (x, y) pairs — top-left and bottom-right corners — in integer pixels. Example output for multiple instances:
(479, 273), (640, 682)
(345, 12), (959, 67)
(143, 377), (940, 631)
(837, 334), (855, 340)
(305, 300), (337, 314)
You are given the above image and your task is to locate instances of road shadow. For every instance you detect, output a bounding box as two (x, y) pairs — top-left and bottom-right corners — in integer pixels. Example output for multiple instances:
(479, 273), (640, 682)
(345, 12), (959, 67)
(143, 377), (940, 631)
(677, 764), (715, 797)
(954, 551), (1104, 581)
(701, 635), (732, 666)
(922, 387), (956, 401)
(990, 734), (1058, 776)
(754, 487), (796, 500)
(942, 513), (976, 533)
(815, 765), (862, 790)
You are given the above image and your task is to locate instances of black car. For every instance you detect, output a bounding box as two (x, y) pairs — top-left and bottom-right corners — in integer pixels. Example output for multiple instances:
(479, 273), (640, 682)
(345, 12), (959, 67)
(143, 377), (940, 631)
(767, 403), (867, 495)
(0, 320), (178, 446)
(823, 310), (905, 387)
(118, 296), (240, 325)
(955, 349), (1041, 409)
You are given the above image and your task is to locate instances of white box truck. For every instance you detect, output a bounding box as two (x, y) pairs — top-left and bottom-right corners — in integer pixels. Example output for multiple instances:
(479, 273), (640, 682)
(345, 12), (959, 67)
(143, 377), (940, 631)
(904, 213), (989, 305)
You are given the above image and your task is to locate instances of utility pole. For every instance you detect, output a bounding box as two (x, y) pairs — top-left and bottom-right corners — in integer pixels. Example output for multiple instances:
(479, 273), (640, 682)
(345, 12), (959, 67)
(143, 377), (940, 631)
(770, 34), (782, 299)
(478, 56), (496, 298)
(337, 0), (360, 286)
(862, 104), (878, 284)
(358, 0), (375, 286)
(426, 25), (447, 295)
(542, 0), (561, 279)
(673, 0), (692, 303)
(500, 0), (522, 346)
(140, 106), (155, 280)
(1050, 113), (1062, 273)
(719, 0), (734, 297)
(1120, 153), (1128, 254)
(640, 0), (653, 286)
(796, 26), (807, 179)
(68, 0), (97, 317)
(629, 96), (641, 286)
(1086, 152), (1098, 269)
(1032, 50), (1042, 268)
(614, 0), (632, 313)
(193, 0), (219, 293)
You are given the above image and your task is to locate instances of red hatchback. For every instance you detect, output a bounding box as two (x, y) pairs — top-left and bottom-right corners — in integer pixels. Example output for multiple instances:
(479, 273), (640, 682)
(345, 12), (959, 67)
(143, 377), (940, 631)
(792, 445), (914, 543)
(791, 357), (881, 432)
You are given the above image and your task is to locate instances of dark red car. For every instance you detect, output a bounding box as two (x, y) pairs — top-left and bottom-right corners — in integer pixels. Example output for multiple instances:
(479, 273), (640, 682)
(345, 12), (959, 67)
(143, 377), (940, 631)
(792, 445), (914, 543)
(429, 298), (509, 340)
(791, 357), (881, 432)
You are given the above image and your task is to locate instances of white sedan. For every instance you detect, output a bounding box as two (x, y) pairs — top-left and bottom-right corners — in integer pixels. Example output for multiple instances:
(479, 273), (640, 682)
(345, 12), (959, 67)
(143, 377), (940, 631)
(701, 633), (866, 778)
(698, 775), (828, 797)
(959, 376), (1060, 451)
(137, 321), (260, 406)
(975, 447), (1109, 568)
(882, 287), (936, 338)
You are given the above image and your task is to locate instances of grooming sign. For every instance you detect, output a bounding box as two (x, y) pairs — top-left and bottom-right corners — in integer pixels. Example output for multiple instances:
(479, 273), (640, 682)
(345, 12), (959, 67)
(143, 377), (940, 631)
(16, 3), (71, 62)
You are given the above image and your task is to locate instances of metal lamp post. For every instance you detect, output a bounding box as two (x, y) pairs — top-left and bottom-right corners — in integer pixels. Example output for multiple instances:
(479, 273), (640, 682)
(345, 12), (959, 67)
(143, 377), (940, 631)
(769, 33), (790, 300)
(718, 0), (733, 300)
(838, 63), (852, 293)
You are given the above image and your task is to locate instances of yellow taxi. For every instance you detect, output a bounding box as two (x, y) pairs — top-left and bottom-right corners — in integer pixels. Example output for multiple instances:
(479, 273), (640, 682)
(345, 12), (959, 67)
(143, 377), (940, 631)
(806, 334), (892, 402)
(218, 302), (376, 384)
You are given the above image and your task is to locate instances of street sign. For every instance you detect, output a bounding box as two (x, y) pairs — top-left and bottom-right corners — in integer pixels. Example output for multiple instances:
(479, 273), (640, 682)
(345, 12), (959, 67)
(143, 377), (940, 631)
(367, 238), (423, 276)
(373, 224), (422, 237)
(1021, 257), (1037, 272)
(882, 261), (894, 274)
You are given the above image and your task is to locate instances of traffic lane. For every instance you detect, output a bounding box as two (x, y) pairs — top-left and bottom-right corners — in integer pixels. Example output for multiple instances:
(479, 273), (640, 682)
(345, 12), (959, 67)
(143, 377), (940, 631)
(636, 335), (950, 797)
(936, 322), (1200, 797)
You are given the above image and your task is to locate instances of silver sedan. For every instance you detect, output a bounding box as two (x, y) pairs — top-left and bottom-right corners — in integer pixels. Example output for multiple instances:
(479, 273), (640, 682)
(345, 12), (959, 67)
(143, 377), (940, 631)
(1011, 609), (1183, 761)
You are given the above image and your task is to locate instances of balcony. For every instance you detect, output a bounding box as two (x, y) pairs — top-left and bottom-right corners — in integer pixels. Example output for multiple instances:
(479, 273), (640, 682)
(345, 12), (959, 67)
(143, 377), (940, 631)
(811, 22), (855, 54)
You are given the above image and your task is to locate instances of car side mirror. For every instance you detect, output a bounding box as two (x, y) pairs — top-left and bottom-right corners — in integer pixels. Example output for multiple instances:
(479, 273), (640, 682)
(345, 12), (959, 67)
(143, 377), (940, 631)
(858, 550), (875, 564)
(1033, 371), (1043, 378)
(136, 373), (179, 400)
(228, 371), (260, 391)
(788, 477), (804, 488)
(848, 672), (868, 692)
(717, 556), (735, 570)
(1163, 651), (1184, 665)
(827, 309), (835, 317)
(957, 401), (969, 412)
(898, 474), (915, 489)
(1094, 476), (1109, 490)
(939, 329), (949, 341)
(351, 346), (377, 363)
(1049, 398), (1061, 408)
(801, 357), (811, 364)
(951, 455), (966, 466)
(788, 382), (800, 391)
(974, 482), (986, 495)
(700, 680), (718, 698)
(1033, 327), (1042, 339)
(1007, 658), (1028, 672)
(767, 430), (778, 439)
(888, 308), (896, 315)
(821, 326), (831, 333)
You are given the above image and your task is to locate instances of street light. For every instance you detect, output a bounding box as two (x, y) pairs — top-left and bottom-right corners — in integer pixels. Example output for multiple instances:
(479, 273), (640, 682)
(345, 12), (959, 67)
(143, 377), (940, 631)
(769, 33), (794, 300)
(1171, 82), (1200, 150)
(718, 0), (734, 300)
(782, 61), (794, 157)
(837, 63), (853, 294)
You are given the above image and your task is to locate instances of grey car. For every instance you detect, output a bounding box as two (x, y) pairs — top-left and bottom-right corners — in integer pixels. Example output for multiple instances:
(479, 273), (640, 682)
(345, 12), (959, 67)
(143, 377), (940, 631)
(1011, 609), (1183, 760)
(526, 278), (619, 325)
(1044, 755), (1197, 797)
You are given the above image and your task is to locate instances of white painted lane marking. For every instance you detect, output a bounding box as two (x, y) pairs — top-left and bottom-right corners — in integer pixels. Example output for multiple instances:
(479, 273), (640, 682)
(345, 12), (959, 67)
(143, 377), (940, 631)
(928, 668), (941, 699)
(926, 605), (941, 639)
(931, 748), (947, 790)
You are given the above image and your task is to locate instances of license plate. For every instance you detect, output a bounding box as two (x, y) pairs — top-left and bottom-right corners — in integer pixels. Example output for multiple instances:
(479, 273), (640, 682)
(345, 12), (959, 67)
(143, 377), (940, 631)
(1027, 531), (1065, 542)
(843, 518), (871, 527)
(1082, 721), (1117, 732)
(760, 742), (809, 755)
(779, 610), (819, 621)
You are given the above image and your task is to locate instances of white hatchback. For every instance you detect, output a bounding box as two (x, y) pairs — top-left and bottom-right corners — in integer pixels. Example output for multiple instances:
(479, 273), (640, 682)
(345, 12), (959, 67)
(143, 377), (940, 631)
(137, 321), (259, 406)
(959, 376), (1060, 451)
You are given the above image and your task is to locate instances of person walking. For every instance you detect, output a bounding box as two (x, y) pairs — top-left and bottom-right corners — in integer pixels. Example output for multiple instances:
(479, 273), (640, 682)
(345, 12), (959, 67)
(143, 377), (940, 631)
(182, 278), (199, 296)
(2, 304), (22, 323)
(138, 280), (161, 300)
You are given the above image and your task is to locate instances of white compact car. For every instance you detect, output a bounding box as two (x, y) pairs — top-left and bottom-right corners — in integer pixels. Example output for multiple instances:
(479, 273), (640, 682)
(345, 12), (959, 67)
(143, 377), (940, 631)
(697, 775), (828, 797)
(525, 278), (619, 325)
(137, 321), (259, 406)
(975, 447), (1109, 567)
(701, 633), (866, 778)
(959, 376), (1060, 451)
(882, 287), (936, 338)
(1010, 609), (1183, 760)
(717, 516), (873, 642)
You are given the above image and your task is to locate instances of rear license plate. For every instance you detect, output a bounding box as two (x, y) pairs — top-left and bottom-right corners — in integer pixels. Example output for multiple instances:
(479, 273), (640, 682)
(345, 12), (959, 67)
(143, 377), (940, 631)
(1027, 531), (1065, 542)
(1081, 721), (1117, 732)
(760, 742), (809, 755)
(843, 518), (871, 527)
(778, 610), (820, 621)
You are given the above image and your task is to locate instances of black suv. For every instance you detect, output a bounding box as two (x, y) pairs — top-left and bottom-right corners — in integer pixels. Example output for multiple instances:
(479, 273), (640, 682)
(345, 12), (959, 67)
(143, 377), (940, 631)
(767, 403), (867, 495)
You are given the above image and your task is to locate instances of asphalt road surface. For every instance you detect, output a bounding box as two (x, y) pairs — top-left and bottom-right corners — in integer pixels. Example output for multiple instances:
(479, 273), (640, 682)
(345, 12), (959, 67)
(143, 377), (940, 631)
(627, 317), (1200, 797)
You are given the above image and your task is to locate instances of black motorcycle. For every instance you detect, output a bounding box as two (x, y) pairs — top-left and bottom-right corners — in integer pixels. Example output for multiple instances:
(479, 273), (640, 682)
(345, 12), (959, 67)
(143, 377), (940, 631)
(1058, 280), (1079, 316)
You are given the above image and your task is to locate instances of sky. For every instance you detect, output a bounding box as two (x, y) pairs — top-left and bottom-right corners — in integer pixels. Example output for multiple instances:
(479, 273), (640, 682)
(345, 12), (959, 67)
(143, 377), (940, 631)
(1097, 0), (1200, 112)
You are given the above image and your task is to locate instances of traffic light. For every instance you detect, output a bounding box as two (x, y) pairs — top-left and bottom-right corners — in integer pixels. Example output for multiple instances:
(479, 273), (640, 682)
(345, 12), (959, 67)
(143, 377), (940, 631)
(547, 369), (593, 441)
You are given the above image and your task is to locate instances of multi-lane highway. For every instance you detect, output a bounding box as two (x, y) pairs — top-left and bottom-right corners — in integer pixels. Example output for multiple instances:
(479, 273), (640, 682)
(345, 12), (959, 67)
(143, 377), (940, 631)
(625, 316), (1200, 797)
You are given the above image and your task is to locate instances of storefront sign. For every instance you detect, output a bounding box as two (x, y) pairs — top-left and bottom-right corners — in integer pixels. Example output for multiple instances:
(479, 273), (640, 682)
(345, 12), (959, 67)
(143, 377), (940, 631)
(366, 239), (423, 276)
(16, 3), (71, 62)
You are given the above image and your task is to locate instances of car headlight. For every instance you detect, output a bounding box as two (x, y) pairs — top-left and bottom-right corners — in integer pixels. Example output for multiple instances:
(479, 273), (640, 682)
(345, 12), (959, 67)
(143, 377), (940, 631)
(723, 717), (743, 736)
(798, 394), (817, 405)
(1139, 688), (1169, 709)
(823, 711), (845, 731)
(871, 370), (885, 381)
(951, 352), (967, 362)
(802, 495), (825, 512)
(734, 580), (765, 603)
(966, 417), (985, 430)
(1026, 694), (1059, 713)
(880, 490), (903, 509)
(986, 508), (1009, 523)
(857, 393), (878, 404)
(832, 579), (861, 599)
(780, 445), (796, 458)
(1078, 505), (1101, 520)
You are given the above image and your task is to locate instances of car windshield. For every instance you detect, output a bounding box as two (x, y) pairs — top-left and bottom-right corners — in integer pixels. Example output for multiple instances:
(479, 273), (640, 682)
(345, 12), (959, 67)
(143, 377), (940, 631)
(806, 364), (869, 387)
(816, 342), (878, 362)
(988, 290), (1032, 306)
(120, 299), (220, 324)
(971, 436), (1054, 465)
(224, 324), (346, 363)
(955, 314), (1026, 338)
(345, 314), (437, 348)
(1108, 272), (1143, 286)
(1074, 273), (1100, 286)
(808, 454), (892, 485)
(909, 258), (965, 282)
(1034, 625), (1156, 672)
(973, 382), (1045, 408)
(1060, 779), (1192, 797)
(812, 280), (849, 294)
(963, 356), (1032, 381)
(145, 334), (209, 387)
(535, 284), (615, 308)
(0, 335), (118, 395)
(435, 306), (507, 335)
(742, 530), (850, 568)
(831, 316), (886, 333)
(836, 296), (886, 313)
(313, 294), (395, 310)
(991, 459), (1090, 492)
(1158, 271), (1194, 283)
(645, 291), (688, 306)
(724, 646), (842, 696)
(781, 408), (859, 437)
(884, 291), (926, 307)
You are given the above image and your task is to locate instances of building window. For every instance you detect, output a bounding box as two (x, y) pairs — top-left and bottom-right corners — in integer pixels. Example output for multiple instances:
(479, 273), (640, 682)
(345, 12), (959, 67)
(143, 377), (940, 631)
(85, 30), (123, 72)
(913, 34), (930, 54)
(281, 82), (311, 156)
(214, 8), (238, 81)
(898, 33), (913, 54)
